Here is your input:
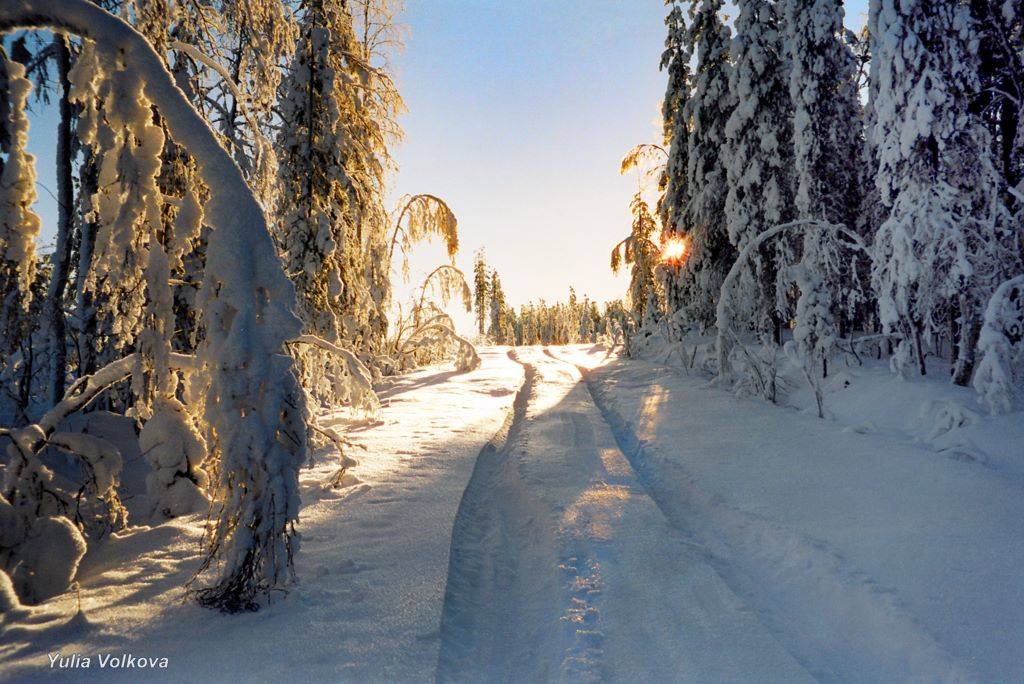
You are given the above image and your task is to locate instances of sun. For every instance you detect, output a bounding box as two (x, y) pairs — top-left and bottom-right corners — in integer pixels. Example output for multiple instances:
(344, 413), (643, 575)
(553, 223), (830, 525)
(660, 235), (688, 266)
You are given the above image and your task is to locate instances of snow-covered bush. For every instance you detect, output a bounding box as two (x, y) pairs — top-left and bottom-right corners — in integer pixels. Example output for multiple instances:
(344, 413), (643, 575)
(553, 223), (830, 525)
(6, 515), (86, 605)
(716, 219), (868, 411)
(140, 398), (209, 519)
(0, 567), (24, 614)
(973, 275), (1024, 413)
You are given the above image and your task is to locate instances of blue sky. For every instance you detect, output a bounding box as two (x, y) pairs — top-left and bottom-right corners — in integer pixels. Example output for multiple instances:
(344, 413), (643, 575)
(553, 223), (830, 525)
(390, 0), (869, 320)
(23, 1), (872, 327)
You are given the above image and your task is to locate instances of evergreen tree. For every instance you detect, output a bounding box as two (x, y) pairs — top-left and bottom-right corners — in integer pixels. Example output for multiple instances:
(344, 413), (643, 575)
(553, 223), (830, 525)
(869, 0), (1017, 382)
(781, 0), (865, 376)
(968, 0), (1023, 195)
(676, 0), (736, 329)
(473, 248), (489, 337)
(723, 0), (795, 341)
(488, 269), (507, 343)
(659, 0), (692, 314)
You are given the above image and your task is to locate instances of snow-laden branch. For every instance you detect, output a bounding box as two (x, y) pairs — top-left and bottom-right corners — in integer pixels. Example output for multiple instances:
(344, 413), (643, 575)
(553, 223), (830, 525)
(38, 352), (198, 437)
(388, 194), (459, 279)
(715, 220), (869, 380)
(168, 41), (262, 141)
(400, 314), (481, 372)
(289, 334), (380, 415)
(416, 264), (472, 315)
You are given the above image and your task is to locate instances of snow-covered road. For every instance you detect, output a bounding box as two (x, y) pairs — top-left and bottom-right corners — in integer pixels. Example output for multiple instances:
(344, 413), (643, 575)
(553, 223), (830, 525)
(4, 344), (1023, 682)
(437, 347), (812, 683)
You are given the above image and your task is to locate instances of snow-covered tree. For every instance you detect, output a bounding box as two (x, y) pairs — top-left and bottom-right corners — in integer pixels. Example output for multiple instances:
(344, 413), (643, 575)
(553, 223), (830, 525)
(781, 0), (865, 377)
(276, 0), (407, 373)
(473, 249), (489, 337)
(659, 0), (691, 315)
(611, 192), (660, 323)
(869, 0), (1017, 383)
(0, 52), (42, 406)
(488, 270), (508, 343)
(674, 0), (736, 329)
(723, 0), (795, 342)
(973, 274), (1024, 413)
(1, 0), (308, 612)
(968, 0), (1022, 195)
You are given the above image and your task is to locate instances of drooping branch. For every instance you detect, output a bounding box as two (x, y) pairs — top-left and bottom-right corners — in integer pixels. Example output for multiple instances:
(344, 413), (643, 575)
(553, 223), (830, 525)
(715, 219), (869, 380)
(399, 314), (481, 372)
(416, 264), (472, 317)
(388, 193), (459, 279)
(38, 352), (199, 437)
(619, 143), (667, 175)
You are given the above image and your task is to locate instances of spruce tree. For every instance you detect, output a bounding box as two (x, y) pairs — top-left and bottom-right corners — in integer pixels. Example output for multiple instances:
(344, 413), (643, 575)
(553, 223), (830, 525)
(724, 0), (796, 341)
(473, 249), (489, 337)
(869, 0), (1016, 382)
(678, 0), (736, 329)
(781, 0), (865, 375)
(659, 0), (692, 315)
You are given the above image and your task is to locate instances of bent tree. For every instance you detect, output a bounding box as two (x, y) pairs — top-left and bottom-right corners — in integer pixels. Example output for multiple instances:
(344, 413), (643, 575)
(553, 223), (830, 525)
(0, 0), (307, 612)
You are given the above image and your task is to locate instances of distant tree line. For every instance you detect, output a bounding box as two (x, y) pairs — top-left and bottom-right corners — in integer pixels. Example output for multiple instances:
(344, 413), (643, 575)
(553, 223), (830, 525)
(472, 250), (626, 346)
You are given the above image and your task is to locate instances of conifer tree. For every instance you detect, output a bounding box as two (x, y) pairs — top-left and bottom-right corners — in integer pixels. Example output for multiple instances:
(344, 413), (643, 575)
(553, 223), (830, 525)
(781, 0), (865, 376)
(659, 0), (691, 315)
(473, 248), (489, 337)
(723, 0), (795, 341)
(676, 0), (736, 329)
(869, 0), (1017, 382)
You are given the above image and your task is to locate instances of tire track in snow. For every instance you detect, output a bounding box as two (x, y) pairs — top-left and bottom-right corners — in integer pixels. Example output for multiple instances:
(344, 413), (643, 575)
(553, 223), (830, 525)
(562, 352), (978, 683)
(439, 348), (815, 683)
(436, 351), (565, 683)
(437, 350), (632, 682)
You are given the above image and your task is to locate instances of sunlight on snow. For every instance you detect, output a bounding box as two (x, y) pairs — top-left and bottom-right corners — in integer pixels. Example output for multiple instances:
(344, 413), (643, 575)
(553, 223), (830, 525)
(599, 447), (633, 478)
(638, 387), (669, 442)
(561, 484), (633, 543)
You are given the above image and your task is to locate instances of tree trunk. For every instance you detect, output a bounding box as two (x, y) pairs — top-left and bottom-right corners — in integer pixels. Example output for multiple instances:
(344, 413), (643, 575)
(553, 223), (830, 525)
(913, 322), (927, 376)
(46, 34), (74, 406)
(75, 152), (99, 377)
(952, 296), (980, 386)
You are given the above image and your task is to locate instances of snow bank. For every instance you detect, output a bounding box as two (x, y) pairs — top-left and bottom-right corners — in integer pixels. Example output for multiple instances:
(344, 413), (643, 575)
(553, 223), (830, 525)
(8, 516), (87, 605)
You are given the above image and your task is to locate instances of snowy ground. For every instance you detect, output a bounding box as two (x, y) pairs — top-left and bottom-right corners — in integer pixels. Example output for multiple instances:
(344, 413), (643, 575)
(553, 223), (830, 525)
(3, 344), (1024, 682)
(0, 348), (522, 683)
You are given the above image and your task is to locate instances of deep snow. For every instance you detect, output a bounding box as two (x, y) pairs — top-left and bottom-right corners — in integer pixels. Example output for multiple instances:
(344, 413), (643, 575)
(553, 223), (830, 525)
(3, 343), (1023, 682)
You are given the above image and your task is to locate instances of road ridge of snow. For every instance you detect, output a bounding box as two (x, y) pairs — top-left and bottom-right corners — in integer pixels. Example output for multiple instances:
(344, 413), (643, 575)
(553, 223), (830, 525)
(564, 351), (979, 683)
(436, 352), (563, 682)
